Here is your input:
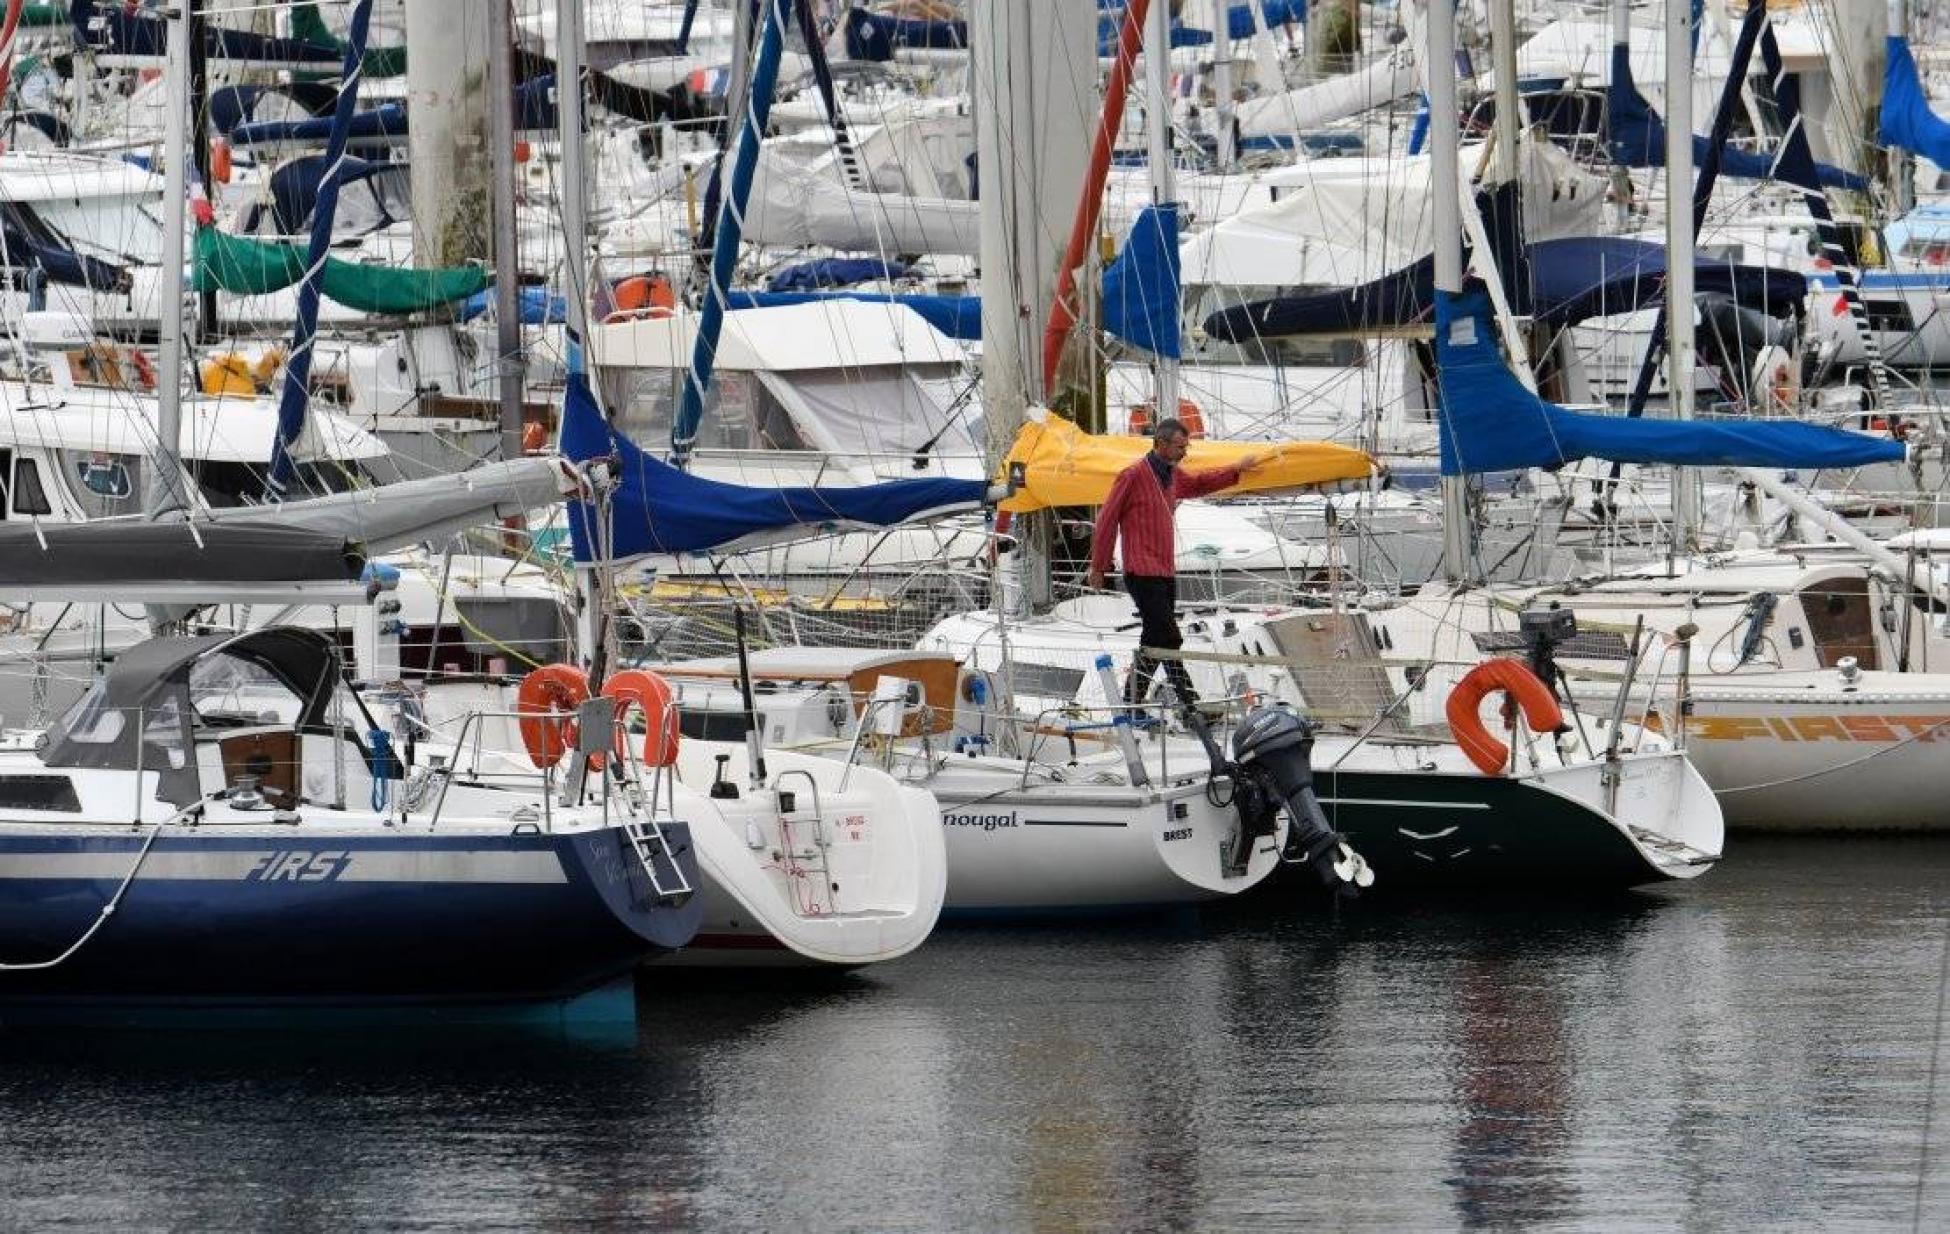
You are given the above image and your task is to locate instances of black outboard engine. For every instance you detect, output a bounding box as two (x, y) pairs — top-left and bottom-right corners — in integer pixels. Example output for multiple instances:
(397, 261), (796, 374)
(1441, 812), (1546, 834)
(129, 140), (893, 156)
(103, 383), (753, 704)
(1231, 705), (1373, 895)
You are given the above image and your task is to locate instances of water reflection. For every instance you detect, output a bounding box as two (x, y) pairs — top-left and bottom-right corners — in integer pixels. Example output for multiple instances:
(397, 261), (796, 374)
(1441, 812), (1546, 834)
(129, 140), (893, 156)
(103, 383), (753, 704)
(0, 839), (1947, 1229)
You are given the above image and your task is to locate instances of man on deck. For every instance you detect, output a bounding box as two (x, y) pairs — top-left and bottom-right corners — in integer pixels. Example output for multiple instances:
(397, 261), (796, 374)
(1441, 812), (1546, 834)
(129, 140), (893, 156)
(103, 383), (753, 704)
(1086, 418), (1258, 714)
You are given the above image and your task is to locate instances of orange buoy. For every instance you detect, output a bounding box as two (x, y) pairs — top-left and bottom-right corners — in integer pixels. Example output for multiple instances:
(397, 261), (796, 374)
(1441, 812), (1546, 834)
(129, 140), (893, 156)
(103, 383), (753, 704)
(521, 419), (549, 454)
(211, 137), (232, 185)
(1444, 658), (1566, 777)
(513, 139), (531, 164)
(600, 670), (680, 767)
(517, 663), (592, 770)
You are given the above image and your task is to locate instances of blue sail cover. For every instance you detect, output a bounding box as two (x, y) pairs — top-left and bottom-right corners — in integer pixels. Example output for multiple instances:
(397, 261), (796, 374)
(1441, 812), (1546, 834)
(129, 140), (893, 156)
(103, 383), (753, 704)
(1102, 205), (1182, 359)
(1202, 238), (1805, 340)
(1435, 287), (1902, 476)
(767, 258), (909, 293)
(560, 374), (987, 560)
(725, 291), (981, 340)
(843, 8), (967, 61)
(1606, 45), (1867, 192)
(231, 77), (555, 149)
(1881, 36), (1950, 169)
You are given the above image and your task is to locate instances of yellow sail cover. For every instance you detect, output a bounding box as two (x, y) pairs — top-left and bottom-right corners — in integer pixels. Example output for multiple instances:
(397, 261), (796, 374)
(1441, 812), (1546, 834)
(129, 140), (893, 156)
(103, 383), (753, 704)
(997, 413), (1377, 513)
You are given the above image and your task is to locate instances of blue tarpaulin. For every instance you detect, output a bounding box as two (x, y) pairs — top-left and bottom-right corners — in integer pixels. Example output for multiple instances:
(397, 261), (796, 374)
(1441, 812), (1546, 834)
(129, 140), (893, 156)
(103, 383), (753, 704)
(725, 291), (981, 341)
(560, 373), (988, 560)
(457, 286), (567, 325)
(1102, 205), (1182, 359)
(1434, 286), (1901, 476)
(767, 257), (910, 293)
(1881, 36), (1950, 170)
(1607, 44), (1867, 192)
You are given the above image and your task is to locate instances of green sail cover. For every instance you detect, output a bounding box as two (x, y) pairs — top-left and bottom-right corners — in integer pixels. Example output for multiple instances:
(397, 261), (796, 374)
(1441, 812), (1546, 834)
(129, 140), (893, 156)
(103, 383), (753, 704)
(290, 3), (406, 77)
(193, 227), (487, 315)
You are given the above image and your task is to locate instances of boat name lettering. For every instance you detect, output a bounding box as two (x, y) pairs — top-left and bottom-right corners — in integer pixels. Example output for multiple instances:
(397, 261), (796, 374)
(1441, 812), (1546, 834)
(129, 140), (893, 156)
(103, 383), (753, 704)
(246, 850), (352, 883)
(1161, 827), (1193, 842)
(943, 811), (1019, 831)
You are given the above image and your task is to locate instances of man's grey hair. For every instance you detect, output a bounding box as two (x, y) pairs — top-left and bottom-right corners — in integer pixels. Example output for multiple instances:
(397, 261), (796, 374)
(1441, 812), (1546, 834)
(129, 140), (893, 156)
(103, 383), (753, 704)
(1153, 417), (1189, 442)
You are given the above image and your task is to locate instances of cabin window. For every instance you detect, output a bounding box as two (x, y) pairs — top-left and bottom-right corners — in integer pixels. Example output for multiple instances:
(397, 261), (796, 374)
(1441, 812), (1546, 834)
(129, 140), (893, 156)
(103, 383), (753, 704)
(61, 450), (140, 517)
(62, 680), (126, 745)
(0, 775), (82, 813)
(76, 456), (131, 499)
(11, 457), (51, 516)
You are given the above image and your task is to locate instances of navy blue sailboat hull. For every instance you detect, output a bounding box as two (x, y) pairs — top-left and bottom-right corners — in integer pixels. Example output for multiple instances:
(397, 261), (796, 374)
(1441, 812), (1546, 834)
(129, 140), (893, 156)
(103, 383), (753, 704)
(0, 827), (702, 1010)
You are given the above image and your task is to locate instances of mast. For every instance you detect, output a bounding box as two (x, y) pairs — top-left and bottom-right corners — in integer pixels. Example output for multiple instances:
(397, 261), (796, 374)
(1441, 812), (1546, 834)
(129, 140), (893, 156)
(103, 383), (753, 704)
(1427, 0), (1472, 582)
(976, 0), (1095, 612)
(1665, 0), (1700, 555)
(558, 0), (592, 354)
(1144, 0), (1179, 421)
(1212, 0), (1236, 169)
(148, 0), (192, 519)
(188, 0), (216, 338)
(671, 0), (793, 464)
(486, 0), (524, 461)
(405, 2), (491, 268)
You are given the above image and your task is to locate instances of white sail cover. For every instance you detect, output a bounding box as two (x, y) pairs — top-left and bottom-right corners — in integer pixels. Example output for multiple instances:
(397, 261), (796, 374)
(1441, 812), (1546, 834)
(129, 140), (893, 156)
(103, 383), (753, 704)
(1180, 139), (1606, 289)
(745, 156), (983, 256)
(1235, 47), (1420, 139)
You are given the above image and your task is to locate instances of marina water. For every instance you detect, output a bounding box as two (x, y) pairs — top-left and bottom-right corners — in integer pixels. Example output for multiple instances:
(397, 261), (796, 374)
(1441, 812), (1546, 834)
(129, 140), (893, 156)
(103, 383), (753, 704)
(2, 836), (1947, 1230)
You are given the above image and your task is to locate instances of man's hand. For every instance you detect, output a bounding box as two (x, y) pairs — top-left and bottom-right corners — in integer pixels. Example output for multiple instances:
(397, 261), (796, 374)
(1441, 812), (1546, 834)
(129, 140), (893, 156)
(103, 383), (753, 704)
(1236, 452), (1262, 474)
(1087, 569), (1107, 591)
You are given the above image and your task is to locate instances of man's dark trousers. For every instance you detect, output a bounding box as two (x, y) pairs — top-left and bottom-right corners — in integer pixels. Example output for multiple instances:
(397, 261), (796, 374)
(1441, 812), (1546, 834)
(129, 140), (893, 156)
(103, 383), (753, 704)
(1123, 574), (1199, 710)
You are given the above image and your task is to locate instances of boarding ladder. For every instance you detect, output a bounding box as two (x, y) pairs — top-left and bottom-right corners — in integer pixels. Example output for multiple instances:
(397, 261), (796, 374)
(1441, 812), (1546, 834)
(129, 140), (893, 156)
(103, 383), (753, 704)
(620, 814), (694, 906)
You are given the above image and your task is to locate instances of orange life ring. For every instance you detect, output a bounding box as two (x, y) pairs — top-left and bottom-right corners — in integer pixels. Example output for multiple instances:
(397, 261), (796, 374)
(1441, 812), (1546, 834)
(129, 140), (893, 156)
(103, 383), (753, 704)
(610, 275), (676, 320)
(1126, 398), (1206, 438)
(518, 663), (591, 770)
(1444, 658), (1565, 777)
(600, 669), (680, 768)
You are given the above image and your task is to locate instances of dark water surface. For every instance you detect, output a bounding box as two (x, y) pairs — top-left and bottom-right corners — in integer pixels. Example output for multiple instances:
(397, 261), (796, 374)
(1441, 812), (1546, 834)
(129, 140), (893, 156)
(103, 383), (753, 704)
(4, 836), (1950, 1231)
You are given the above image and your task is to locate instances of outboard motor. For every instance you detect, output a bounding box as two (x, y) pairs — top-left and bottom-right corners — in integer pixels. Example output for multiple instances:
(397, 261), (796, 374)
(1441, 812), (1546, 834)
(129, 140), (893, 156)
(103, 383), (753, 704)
(1231, 705), (1373, 895)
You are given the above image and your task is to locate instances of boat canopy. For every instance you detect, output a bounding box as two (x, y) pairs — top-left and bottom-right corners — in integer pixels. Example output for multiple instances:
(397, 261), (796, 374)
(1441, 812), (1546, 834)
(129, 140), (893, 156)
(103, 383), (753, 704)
(1434, 286), (1903, 476)
(560, 373), (988, 561)
(41, 626), (359, 807)
(1880, 35), (1950, 171)
(996, 412), (1375, 514)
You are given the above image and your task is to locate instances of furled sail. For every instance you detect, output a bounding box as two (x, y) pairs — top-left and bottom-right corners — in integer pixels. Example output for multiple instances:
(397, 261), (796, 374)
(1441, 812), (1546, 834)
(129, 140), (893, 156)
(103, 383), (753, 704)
(1434, 287), (1902, 475)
